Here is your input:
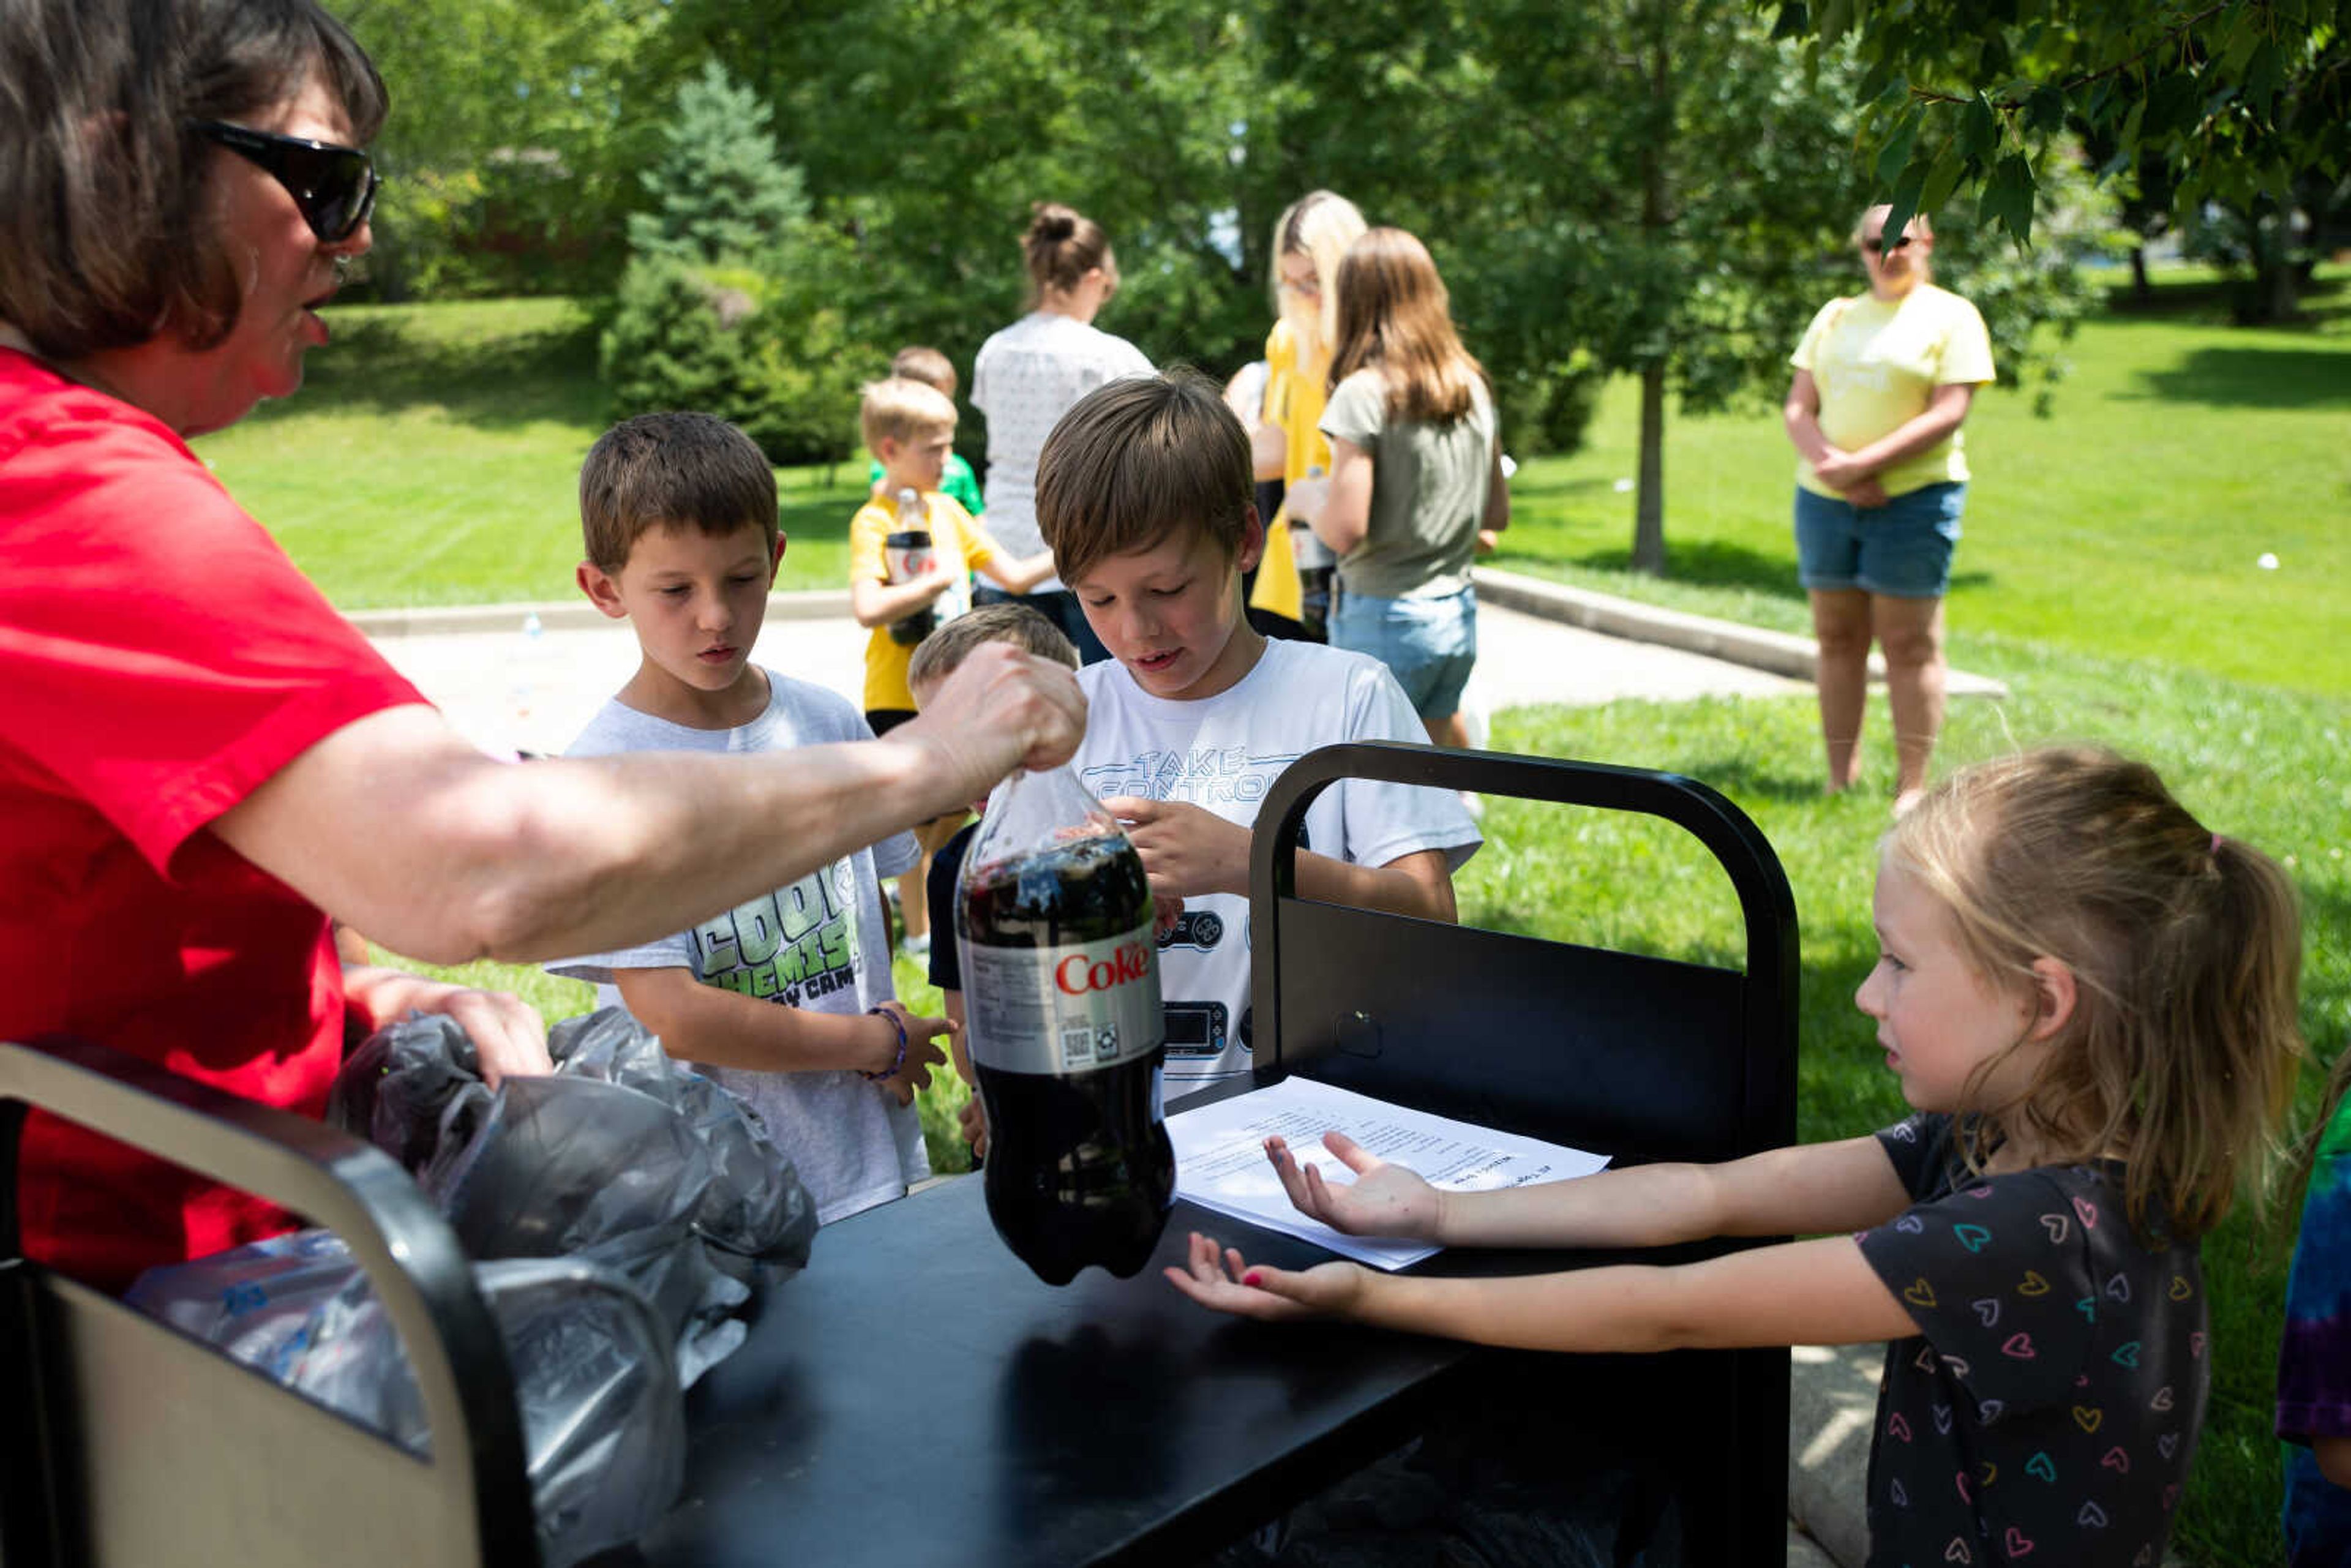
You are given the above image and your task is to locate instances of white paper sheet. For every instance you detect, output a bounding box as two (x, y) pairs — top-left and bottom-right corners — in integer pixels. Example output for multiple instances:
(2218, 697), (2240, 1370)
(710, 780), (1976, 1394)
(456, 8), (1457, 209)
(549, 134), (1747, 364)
(1167, 1077), (1611, 1270)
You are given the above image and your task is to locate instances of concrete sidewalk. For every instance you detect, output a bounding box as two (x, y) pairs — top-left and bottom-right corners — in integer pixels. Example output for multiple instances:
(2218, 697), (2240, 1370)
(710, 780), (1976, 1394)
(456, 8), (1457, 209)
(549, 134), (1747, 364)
(358, 570), (1996, 1568)
(356, 565), (2000, 765)
(360, 580), (1831, 761)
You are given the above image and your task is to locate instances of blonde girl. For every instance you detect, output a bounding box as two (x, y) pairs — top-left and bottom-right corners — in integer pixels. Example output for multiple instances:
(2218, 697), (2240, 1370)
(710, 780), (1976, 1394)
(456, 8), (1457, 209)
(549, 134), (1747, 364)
(1302, 227), (1507, 748)
(1250, 190), (1368, 639)
(971, 201), (1153, 664)
(1171, 746), (2303, 1568)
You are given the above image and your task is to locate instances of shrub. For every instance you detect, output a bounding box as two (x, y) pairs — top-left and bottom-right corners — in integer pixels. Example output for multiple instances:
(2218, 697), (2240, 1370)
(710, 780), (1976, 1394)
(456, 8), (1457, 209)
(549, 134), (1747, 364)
(599, 257), (864, 467)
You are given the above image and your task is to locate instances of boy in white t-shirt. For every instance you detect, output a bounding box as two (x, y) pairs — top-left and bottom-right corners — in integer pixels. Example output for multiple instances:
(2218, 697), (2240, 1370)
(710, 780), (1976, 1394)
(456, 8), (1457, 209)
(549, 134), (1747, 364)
(1035, 372), (1481, 1104)
(547, 412), (952, 1224)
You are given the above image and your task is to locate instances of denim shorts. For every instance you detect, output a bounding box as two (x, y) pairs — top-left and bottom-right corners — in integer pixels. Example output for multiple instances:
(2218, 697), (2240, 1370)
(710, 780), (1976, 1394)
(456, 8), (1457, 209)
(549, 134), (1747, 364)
(1331, 584), (1477, 720)
(1793, 481), (1965, 599)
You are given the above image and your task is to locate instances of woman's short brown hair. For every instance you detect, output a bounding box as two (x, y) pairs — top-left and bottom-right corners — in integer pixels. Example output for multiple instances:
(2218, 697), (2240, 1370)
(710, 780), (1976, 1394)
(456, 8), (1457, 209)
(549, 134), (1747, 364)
(1035, 370), (1252, 588)
(0, 0), (386, 360)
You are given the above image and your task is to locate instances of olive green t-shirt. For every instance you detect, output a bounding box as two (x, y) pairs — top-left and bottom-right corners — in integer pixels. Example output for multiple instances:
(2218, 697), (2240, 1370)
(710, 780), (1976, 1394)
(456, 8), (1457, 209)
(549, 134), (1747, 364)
(1319, 369), (1494, 600)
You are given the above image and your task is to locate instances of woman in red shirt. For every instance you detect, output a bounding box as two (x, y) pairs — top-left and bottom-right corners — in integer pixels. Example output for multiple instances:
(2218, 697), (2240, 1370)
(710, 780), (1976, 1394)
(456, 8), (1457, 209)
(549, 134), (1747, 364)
(0, 0), (1084, 1291)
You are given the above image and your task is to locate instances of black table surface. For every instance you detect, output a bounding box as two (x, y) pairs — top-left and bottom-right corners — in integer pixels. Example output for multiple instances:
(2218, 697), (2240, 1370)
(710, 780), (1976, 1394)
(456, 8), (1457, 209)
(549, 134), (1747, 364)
(630, 1172), (1472, 1567)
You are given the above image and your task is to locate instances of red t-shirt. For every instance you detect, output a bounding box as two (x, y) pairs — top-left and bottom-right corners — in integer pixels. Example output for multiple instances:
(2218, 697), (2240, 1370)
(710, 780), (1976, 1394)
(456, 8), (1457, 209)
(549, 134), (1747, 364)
(0, 348), (426, 1291)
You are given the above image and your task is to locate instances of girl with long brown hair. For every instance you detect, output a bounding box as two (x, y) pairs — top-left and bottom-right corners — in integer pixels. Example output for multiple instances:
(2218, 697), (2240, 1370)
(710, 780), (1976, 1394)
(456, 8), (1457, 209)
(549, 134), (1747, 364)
(1299, 228), (1507, 746)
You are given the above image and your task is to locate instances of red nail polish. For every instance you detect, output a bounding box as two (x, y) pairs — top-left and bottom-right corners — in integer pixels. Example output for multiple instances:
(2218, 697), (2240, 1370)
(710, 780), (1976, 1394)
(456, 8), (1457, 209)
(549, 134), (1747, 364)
(1243, 1270), (1263, 1286)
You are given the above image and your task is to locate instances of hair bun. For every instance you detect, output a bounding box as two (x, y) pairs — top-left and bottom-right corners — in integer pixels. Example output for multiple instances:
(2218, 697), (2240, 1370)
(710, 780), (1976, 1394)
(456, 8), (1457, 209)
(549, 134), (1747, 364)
(1029, 203), (1078, 243)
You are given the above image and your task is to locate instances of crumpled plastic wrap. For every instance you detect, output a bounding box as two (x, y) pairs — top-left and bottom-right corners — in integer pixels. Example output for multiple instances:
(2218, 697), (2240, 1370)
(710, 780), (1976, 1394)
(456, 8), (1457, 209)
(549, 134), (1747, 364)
(128, 1231), (684, 1568)
(132, 1006), (817, 1562)
(328, 1005), (817, 1380)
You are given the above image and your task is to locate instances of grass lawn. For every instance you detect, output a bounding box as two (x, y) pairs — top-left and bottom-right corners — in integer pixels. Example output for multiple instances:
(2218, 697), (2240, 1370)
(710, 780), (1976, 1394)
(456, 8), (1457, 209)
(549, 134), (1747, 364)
(204, 298), (874, 607)
(1490, 266), (2351, 699)
(254, 271), (2345, 1567)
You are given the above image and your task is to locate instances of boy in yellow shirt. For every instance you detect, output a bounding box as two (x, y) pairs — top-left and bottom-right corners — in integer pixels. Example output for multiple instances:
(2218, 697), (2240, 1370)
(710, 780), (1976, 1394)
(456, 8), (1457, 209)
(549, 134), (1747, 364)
(849, 377), (1052, 954)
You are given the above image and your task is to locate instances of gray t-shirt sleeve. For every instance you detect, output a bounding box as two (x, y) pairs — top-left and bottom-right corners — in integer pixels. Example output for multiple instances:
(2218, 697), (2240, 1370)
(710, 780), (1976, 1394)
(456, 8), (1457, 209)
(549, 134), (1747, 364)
(1319, 369), (1388, 450)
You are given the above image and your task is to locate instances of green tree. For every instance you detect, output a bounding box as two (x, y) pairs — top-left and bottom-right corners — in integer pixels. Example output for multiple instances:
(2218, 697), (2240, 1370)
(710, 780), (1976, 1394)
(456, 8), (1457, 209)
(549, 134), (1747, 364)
(343, 0), (669, 298)
(627, 61), (812, 266)
(1254, 1), (2090, 574)
(602, 61), (870, 464)
(651, 0), (1273, 421)
(1771, 0), (2351, 320)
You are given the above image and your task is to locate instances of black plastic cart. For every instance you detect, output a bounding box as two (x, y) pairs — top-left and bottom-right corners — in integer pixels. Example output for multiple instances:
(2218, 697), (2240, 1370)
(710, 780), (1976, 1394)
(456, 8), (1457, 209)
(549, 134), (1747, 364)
(2, 743), (1798, 1567)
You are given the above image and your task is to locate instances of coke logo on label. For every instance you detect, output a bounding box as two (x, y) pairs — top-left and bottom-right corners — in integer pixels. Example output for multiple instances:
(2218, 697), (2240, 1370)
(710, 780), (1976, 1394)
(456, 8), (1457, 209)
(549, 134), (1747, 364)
(1055, 940), (1150, 996)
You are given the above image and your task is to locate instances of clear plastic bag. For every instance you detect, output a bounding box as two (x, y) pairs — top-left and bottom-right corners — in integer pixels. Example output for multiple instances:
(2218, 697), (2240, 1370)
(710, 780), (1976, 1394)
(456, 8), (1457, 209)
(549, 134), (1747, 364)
(329, 1005), (816, 1372)
(127, 1234), (684, 1568)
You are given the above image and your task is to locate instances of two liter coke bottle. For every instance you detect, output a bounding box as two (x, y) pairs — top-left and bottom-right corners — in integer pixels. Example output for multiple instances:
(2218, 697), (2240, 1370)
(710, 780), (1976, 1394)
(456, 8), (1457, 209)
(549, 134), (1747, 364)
(956, 766), (1174, 1285)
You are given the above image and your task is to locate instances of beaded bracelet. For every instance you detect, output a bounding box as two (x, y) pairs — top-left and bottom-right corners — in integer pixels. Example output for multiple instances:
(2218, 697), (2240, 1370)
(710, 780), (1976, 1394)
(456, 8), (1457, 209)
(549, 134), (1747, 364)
(861, 1005), (908, 1081)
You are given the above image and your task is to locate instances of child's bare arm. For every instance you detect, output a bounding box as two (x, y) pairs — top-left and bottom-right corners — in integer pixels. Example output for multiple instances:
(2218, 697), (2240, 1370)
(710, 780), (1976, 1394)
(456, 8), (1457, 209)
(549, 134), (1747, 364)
(1294, 846), (1455, 922)
(2318, 1436), (2351, 1490)
(1168, 1229), (1918, 1353)
(1101, 798), (1455, 926)
(975, 537), (1057, 595)
(943, 989), (988, 1157)
(850, 570), (957, 630)
(1305, 438), (1373, 556)
(613, 966), (948, 1105)
(1273, 1130), (1911, 1250)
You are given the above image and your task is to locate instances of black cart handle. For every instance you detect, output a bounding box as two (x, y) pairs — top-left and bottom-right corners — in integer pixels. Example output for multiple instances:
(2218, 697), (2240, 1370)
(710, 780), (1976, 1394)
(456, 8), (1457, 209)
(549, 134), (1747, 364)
(1247, 741), (1799, 1122)
(0, 1035), (536, 1557)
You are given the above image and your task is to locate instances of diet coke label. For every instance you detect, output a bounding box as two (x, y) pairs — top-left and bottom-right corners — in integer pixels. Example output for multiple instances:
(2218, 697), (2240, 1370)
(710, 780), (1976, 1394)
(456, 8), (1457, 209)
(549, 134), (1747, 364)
(966, 919), (1164, 1076)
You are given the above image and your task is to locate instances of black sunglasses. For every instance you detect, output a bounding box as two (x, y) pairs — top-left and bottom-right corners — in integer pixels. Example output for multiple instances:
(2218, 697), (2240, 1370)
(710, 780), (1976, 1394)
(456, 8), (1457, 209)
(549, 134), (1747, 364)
(190, 120), (379, 243)
(1861, 234), (1914, 254)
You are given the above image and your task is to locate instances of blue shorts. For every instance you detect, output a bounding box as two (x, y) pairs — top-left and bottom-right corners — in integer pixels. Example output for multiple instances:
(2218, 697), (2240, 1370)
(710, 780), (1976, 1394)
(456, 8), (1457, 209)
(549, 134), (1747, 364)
(1332, 584), (1477, 721)
(1793, 481), (1964, 599)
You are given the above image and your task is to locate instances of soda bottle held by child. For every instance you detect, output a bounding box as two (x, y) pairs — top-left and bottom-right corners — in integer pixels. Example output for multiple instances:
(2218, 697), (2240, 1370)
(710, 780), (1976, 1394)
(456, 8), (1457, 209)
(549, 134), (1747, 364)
(956, 766), (1173, 1285)
(884, 487), (937, 646)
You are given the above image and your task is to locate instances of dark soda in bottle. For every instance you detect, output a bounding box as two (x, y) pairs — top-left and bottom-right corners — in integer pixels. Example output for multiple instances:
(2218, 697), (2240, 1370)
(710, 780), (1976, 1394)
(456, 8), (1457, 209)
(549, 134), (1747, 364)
(957, 766), (1172, 1285)
(884, 486), (937, 646)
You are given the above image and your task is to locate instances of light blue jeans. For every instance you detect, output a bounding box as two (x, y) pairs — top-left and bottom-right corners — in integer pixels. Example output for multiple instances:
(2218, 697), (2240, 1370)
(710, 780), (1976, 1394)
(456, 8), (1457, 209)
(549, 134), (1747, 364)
(1331, 583), (1478, 720)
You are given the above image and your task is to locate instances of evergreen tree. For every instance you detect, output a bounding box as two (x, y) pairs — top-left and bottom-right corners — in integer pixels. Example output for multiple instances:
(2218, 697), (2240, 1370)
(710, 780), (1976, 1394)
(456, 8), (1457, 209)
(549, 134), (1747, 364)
(627, 60), (811, 266)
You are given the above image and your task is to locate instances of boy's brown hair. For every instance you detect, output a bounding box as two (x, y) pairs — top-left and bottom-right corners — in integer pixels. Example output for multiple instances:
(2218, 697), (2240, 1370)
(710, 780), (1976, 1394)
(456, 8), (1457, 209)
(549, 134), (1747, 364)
(906, 603), (1079, 696)
(860, 377), (958, 457)
(579, 412), (778, 572)
(890, 346), (959, 400)
(1034, 370), (1253, 588)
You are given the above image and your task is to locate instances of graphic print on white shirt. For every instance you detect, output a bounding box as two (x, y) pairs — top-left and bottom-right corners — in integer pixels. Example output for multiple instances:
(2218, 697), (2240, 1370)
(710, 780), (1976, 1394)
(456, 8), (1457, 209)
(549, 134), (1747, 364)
(544, 671), (928, 1225)
(1073, 640), (1480, 1097)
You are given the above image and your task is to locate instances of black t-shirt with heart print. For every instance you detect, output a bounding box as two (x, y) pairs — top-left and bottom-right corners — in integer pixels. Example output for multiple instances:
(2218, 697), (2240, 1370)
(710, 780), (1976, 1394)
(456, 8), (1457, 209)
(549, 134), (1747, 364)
(1855, 1113), (2207, 1568)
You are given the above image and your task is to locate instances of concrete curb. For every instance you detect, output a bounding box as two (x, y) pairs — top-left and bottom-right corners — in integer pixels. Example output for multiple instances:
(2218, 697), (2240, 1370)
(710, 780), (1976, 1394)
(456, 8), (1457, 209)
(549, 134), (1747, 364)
(1471, 565), (2009, 700)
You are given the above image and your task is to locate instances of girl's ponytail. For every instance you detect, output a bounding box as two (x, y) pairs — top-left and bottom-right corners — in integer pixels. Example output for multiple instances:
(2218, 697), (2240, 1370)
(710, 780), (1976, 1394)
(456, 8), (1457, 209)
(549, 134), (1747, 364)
(1887, 748), (2306, 1241)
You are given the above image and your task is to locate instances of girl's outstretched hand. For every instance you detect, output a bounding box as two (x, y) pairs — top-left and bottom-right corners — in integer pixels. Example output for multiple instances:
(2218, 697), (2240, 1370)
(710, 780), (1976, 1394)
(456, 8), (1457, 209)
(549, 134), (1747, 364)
(1267, 1131), (1442, 1240)
(1162, 1231), (1368, 1321)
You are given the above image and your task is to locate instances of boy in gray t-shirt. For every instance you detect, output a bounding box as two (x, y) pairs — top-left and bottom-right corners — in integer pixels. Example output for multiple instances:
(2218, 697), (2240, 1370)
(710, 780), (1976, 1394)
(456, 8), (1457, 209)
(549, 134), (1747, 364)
(546, 413), (950, 1223)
